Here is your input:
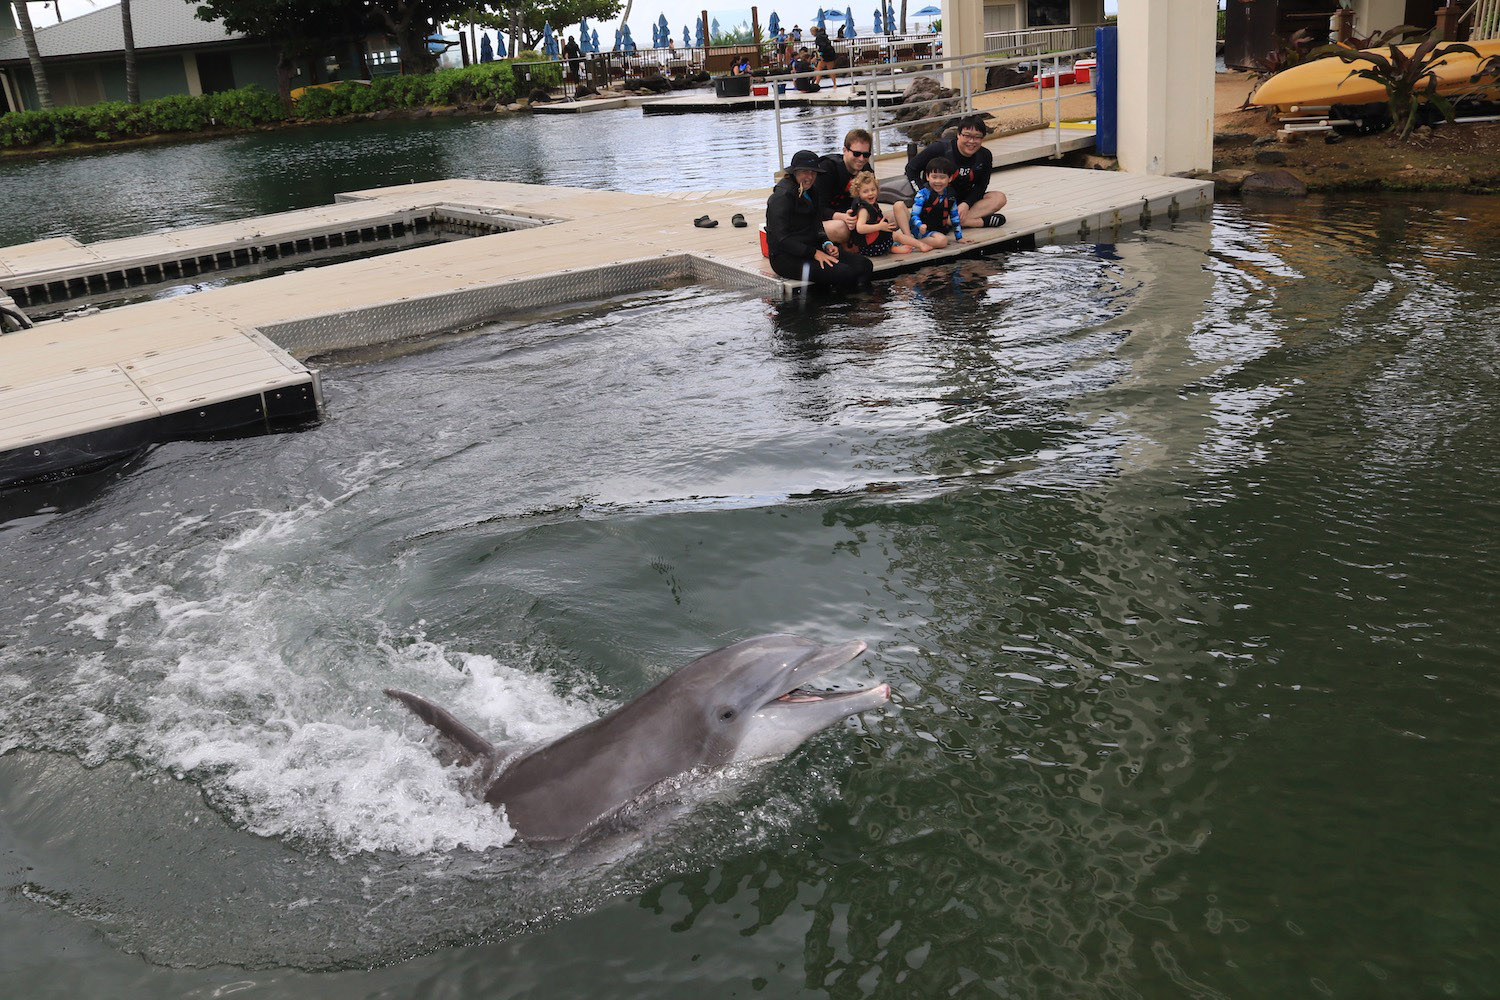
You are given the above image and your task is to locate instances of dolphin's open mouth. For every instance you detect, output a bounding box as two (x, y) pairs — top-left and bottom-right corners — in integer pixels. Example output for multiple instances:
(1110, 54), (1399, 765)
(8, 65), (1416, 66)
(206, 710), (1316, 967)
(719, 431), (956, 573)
(761, 639), (890, 710)
(773, 685), (891, 705)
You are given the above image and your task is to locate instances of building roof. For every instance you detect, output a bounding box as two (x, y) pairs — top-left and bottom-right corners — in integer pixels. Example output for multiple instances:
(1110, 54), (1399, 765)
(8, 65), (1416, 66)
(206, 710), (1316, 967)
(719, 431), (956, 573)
(0, 0), (245, 64)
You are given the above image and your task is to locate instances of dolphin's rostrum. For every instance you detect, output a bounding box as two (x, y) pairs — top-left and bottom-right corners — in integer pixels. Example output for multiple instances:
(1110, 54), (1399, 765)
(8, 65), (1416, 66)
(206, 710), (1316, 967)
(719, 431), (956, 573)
(385, 634), (890, 842)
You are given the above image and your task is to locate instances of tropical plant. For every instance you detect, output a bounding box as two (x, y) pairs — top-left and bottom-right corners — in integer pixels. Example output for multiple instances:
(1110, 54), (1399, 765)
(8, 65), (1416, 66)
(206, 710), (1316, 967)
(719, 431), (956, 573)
(121, 0), (139, 103)
(1321, 35), (1482, 139)
(11, 1), (53, 109)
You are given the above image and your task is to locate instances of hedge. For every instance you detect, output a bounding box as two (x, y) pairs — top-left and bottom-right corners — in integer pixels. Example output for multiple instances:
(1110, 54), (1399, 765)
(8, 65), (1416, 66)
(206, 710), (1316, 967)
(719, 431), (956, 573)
(0, 59), (550, 150)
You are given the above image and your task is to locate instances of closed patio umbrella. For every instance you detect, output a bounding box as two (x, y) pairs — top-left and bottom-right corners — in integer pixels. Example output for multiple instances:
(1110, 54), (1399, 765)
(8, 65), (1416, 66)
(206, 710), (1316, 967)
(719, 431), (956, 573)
(658, 13), (669, 48)
(479, 32), (494, 61)
(768, 11), (781, 35)
(872, 7), (883, 33)
(542, 21), (558, 57)
(844, 6), (855, 36)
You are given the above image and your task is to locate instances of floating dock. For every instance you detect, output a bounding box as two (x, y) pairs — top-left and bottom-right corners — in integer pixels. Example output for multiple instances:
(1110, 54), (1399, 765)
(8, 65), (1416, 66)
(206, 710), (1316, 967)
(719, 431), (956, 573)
(0, 145), (1211, 488)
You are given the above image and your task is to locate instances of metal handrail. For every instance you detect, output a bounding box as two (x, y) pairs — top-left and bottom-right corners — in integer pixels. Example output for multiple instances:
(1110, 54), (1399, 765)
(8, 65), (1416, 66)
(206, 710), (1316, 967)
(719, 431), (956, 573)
(771, 43), (1097, 174)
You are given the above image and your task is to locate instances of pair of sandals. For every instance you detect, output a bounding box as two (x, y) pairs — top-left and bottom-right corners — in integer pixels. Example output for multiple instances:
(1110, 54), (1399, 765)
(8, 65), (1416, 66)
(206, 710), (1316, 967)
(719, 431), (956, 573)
(694, 214), (747, 229)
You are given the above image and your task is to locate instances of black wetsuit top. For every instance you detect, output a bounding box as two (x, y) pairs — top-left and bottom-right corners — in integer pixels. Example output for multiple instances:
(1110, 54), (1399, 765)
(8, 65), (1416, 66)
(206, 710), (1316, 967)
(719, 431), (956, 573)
(905, 136), (994, 206)
(764, 176), (874, 288)
(815, 32), (836, 61)
(812, 154), (874, 220)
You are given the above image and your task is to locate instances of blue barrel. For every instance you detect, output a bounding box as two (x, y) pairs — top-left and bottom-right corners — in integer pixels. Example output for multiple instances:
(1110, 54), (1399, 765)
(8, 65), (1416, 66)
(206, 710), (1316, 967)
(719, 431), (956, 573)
(1095, 25), (1117, 157)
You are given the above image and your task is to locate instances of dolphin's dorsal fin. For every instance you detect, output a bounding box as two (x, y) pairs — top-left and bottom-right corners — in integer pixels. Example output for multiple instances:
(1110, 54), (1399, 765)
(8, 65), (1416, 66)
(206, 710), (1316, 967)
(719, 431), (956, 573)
(384, 688), (496, 767)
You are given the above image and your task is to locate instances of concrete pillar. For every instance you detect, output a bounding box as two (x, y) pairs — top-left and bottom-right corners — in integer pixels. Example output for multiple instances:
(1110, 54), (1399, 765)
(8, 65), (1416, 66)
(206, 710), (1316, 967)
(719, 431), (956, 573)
(940, 0), (985, 96)
(0, 69), (21, 113)
(1116, 0), (1214, 176)
(183, 52), (203, 96)
(1352, 0), (1407, 38)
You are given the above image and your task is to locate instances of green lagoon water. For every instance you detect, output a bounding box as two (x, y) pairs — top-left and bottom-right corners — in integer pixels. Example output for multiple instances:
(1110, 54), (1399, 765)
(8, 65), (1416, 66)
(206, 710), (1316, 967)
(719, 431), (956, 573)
(1, 112), (1498, 998)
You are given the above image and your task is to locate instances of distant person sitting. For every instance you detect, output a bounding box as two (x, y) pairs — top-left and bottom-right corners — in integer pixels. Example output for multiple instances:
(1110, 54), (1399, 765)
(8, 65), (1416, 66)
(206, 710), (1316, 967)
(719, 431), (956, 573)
(902, 115), (1008, 231)
(893, 157), (971, 252)
(791, 49), (820, 92)
(731, 56), (751, 76)
(765, 149), (874, 289)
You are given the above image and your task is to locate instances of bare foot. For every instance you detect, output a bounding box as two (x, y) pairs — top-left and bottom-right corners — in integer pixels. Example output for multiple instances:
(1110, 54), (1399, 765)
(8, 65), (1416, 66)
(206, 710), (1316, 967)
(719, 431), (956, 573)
(891, 245), (913, 254)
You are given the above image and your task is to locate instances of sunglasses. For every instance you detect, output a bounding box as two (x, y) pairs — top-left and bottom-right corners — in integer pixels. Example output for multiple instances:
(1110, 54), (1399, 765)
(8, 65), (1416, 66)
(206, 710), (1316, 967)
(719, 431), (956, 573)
(845, 147), (872, 158)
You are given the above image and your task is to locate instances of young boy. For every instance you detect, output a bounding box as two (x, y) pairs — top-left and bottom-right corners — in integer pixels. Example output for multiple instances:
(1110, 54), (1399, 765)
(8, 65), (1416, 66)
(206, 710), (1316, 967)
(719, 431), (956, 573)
(893, 157), (969, 251)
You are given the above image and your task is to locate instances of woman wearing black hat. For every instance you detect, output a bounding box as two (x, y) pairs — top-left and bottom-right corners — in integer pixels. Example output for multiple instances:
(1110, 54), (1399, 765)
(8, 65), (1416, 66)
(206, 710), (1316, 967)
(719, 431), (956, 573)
(765, 149), (874, 289)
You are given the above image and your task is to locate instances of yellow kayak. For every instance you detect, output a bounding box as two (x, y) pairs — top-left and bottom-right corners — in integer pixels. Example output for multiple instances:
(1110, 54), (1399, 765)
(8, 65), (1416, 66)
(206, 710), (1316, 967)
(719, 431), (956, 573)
(1249, 38), (1500, 109)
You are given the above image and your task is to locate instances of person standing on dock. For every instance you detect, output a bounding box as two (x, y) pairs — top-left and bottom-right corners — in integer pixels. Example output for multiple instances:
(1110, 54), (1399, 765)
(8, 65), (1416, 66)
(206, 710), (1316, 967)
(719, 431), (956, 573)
(812, 128), (875, 248)
(766, 150), (875, 289)
(812, 27), (838, 88)
(903, 116), (1008, 232)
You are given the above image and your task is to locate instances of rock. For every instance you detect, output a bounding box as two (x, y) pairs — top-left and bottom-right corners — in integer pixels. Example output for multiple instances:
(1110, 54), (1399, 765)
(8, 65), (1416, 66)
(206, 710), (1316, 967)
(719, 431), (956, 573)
(372, 109), (395, 120)
(1323, 133), (1345, 145)
(986, 65), (1033, 89)
(1253, 149), (1288, 165)
(1079, 154), (1117, 170)
(900, 74), (942, 102)
(507, 102), (522, 112)
(1240, 169), (1308, 196)
(410, 108), (432, 119)
(1252, 135), (1277, 146)
(1213, 131), (1254, 147)
(528, 88), (552, 104)
(1204, 168), (1255, 192)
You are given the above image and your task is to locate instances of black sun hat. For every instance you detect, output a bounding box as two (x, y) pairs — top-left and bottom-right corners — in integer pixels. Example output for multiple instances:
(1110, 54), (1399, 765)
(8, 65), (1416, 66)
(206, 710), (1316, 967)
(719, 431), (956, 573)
(784, 149), (828, 173)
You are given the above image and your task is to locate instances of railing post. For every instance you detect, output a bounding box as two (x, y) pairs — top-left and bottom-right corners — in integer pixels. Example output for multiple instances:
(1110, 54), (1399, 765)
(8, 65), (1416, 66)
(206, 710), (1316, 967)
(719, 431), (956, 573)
(1053, 52), (1063, 156)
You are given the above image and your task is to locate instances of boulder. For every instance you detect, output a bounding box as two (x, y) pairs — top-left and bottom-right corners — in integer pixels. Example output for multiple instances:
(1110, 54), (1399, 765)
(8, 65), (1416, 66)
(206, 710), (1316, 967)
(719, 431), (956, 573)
(1253, 149), (1288, 165)
(1203, 168), (1254, 192)
(1240, 169), (1308, 196)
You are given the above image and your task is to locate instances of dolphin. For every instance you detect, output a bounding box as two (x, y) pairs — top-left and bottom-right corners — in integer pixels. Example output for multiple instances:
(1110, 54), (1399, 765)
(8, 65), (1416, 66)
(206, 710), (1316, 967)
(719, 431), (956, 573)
(384, 634), (889, 842)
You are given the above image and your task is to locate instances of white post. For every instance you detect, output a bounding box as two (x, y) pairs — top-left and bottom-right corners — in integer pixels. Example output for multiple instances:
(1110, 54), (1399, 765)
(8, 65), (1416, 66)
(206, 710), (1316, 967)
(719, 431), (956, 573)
(1116, 0), (1214, 176)
(182, 52), (203, 97)
(0, 69), (21, 113)
(939, 0), (985, 95)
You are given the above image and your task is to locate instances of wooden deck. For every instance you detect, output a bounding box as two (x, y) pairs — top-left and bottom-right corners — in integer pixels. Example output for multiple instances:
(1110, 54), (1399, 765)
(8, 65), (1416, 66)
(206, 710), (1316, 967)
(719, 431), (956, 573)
(0, 151), (1211, 487)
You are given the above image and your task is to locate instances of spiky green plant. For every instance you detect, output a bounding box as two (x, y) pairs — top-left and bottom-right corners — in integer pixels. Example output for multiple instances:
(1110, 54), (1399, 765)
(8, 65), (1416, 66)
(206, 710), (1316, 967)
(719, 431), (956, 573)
(1321, 35), (1481, 139)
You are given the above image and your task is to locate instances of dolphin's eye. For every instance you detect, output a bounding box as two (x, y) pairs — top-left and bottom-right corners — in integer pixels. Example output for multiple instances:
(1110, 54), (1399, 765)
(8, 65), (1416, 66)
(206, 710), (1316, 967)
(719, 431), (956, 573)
(718, 707), (736, 722)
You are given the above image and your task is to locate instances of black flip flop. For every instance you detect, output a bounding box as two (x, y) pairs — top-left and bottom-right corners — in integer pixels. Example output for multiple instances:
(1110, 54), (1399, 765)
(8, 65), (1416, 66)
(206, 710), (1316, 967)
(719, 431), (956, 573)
(694, 215), (718, 228)
(731, 213), (747, 228)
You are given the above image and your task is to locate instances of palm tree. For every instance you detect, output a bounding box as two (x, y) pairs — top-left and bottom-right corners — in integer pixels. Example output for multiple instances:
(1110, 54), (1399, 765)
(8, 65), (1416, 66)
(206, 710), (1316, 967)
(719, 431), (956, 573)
(121, 0), (138, 103)
(12, 2), (54, 109)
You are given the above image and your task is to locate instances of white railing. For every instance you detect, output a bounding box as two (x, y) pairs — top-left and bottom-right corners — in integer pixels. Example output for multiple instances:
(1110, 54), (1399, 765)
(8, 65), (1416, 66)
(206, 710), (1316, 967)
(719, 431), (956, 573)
(984, 22), (1107, 55)
(1464, 0), (1500, 40)
(770, 43), (1098, 176)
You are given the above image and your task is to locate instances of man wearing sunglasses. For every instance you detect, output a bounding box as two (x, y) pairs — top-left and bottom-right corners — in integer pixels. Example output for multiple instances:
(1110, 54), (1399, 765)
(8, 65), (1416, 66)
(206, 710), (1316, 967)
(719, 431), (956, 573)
(811, 128), (877, 247)
(903, 115), (1008, 231)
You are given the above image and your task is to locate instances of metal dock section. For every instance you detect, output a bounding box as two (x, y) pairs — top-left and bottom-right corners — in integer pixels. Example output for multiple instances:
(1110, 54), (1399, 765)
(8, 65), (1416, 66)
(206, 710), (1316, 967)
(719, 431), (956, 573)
(0, 161), (1211, 488)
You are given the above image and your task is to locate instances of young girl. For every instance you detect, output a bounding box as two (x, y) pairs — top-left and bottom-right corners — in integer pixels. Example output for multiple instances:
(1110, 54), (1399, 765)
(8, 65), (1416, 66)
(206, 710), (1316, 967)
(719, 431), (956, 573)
(848, 172), (916, 257)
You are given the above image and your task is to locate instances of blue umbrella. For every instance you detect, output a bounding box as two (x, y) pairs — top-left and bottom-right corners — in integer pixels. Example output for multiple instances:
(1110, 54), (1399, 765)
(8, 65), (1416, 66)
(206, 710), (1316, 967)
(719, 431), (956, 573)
(683, 25), (691, 47)
(480, 32), (494, 62)
(657, 13), (669, 48)
(694, 20), (704, 46)
(872, 7), (883, 33)
(816, 8), (826, 33)
(542, 21), (557, 57)
(768, 11), (780, 35)
(887, 1), (896, 32)
(579, 17), (591, 51)
(711, 17), (720, 39)
(844, 6), (855, 36)
(911, 4), (941, 13)
(612, 27), (622, 51)
(622, 23), (636, 51)
(591, 27), (600, 51)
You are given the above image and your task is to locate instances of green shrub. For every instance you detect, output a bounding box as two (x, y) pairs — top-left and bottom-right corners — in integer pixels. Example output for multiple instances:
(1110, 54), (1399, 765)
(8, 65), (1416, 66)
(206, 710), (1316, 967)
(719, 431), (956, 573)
(0, 110), (53, 147)
(146, 94), (211, 132)
(0, 60), (532, 150)
(206, 86), (284, 128)
(294, 85), (353, 118)
(343, 81), (385, 113)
